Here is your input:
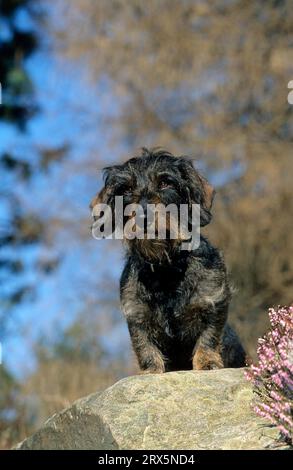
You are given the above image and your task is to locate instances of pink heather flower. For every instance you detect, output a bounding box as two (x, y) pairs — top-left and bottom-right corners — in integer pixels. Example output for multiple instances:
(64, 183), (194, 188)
(270, 390), (282, 401)
(245, 305), (293, 445)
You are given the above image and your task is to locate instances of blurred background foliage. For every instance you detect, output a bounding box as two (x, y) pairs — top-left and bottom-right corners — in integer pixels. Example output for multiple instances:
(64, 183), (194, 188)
(0, 0), (292, 448)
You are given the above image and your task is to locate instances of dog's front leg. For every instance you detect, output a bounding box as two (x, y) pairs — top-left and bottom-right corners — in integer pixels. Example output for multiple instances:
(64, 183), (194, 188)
(127, 320), (165, 374)
(192, 323), (224, 371)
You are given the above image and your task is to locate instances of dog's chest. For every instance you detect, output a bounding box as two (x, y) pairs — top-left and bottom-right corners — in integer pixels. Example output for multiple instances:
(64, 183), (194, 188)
(141, 273), (200, 339)
(128, 258), (214, 340)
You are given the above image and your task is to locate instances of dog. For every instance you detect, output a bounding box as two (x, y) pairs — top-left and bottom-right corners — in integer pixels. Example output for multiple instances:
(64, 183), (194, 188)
(90, 148), (246, 373)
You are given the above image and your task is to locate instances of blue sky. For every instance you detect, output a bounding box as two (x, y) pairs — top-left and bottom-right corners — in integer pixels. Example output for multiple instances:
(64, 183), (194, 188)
(0, 3), (247, 379)
(0, 9), (131, 378)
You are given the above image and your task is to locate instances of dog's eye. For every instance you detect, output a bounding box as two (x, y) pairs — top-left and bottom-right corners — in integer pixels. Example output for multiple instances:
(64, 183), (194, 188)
(119, 184), (133, 196)
(124, 186), (133, 195)
(159, 179), (174, 190)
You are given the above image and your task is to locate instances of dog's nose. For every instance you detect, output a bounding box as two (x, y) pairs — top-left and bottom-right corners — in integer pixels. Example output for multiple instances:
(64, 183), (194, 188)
(139, 197), (148, 217)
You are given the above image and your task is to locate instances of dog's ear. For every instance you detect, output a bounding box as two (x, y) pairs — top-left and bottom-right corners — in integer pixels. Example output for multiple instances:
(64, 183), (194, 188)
(89, 186), (110, 211)
(178, 158), (215, 227)
(196, 173), (215, 227)
(197, 173), (215, 211)
(90, 166), (124, 239)
(90, 181), (115, 239)
(90, 166), (118, 211)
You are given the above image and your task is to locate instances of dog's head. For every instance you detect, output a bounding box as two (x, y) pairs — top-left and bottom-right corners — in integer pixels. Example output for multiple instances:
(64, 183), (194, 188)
(90, 148), (215, 262)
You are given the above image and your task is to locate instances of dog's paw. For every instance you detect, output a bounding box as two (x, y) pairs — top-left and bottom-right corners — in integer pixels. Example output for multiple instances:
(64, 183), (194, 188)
(140, 367), (165, 375)
(192, 347), (223, 371)
(201, 361), (224, 370)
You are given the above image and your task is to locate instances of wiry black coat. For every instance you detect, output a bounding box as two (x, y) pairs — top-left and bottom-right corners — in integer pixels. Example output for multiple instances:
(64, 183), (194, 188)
(120, 236), (245, 372)
(91, 148), (246, 372)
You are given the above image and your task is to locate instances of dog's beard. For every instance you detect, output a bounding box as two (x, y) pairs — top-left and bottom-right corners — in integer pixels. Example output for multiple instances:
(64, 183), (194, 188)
(122, 208), (191, 263)
(125, 238), (180, 264)
(125, 218), (184, 264)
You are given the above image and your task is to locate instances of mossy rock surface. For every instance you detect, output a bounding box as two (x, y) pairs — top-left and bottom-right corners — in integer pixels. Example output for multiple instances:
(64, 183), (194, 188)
(16, 368), (286, 450)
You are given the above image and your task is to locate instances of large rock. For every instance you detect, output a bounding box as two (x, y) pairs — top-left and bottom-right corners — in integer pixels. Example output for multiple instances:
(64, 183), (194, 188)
(16, 368), (284, 450)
